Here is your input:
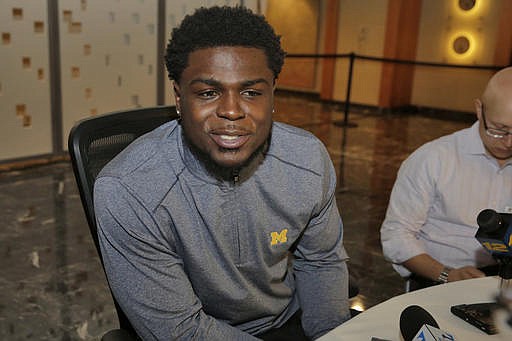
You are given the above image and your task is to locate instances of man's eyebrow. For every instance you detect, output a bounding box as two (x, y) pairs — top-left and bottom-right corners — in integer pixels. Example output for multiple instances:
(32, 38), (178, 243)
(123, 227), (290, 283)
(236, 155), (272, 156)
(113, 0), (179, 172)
(189, 78), (221, 87)
(188, 78), (271, 87)
(241, 78), (271, 87)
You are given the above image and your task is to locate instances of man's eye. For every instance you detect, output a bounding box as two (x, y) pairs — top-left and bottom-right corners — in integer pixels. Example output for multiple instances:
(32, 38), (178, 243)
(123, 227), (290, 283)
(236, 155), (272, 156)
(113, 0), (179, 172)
(198, 90), (218, 98)
(242, 90), (261, 97)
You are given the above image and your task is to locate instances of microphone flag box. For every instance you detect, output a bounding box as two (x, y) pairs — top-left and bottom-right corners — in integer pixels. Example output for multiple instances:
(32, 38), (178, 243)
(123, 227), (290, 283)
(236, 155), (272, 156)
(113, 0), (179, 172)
(413, 324), (455, 341)
(475, 209), (512, 256)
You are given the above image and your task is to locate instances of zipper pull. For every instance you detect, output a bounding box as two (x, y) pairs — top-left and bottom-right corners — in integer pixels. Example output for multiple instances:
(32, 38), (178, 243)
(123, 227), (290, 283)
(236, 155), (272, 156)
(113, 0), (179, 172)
(233, 169), (240, 183)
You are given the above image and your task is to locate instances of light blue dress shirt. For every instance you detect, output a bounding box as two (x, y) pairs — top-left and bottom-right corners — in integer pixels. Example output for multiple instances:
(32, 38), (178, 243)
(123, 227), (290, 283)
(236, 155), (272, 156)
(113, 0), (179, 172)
(381, 122), (512, 277)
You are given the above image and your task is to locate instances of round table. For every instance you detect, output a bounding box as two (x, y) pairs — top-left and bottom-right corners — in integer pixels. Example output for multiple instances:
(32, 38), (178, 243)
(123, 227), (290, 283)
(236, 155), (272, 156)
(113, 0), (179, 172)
(319, 276), (511, 341)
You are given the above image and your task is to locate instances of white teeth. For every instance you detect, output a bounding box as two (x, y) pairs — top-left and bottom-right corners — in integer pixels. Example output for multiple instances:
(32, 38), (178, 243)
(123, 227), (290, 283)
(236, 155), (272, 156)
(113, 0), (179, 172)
(219, 135), (238, 140)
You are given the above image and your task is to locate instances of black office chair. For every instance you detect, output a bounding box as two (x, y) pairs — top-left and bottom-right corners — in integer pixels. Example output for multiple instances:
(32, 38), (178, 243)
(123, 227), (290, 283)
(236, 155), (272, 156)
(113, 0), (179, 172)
(68, 105), (179, 341)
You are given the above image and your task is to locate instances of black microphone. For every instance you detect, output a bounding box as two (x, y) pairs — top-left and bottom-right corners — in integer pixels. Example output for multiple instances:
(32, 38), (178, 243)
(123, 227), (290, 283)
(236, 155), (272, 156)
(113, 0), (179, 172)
(476, 209), (512, 257)
(400, 305), (439, 341)
(475, 209), (512, 281)
(400, 305), (455, 341)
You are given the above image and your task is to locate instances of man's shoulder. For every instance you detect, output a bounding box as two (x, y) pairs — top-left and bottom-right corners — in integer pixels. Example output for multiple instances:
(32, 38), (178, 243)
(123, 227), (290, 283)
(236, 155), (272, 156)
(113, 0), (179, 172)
(271, 122), (328, 154)
(96, 121), (181, 207)
(269, 122), (331, 174)
(100, 121), (179, 176)
(410, 126), (470, 160)
(400, 126), (475, 178)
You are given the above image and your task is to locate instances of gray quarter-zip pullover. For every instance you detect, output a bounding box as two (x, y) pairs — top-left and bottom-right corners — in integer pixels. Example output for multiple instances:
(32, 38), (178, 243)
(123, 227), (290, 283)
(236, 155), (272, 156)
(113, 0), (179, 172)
(95, 120), (350, 340)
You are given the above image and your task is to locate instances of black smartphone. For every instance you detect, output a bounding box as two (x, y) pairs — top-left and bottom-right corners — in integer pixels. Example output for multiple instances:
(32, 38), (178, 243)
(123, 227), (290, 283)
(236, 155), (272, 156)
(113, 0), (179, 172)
(450, 302), (500, 335)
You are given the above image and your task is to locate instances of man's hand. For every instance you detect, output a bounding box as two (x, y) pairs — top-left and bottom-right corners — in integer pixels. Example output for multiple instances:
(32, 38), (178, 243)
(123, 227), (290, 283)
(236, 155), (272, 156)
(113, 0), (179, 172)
(403, 254), (487, 283)
(447, 266), (485, 282)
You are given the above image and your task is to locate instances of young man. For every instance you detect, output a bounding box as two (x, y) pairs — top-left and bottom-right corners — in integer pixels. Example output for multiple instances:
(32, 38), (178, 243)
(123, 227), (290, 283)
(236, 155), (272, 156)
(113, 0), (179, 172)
(381, 67), (512, 290)
(95, 6), (350, 340)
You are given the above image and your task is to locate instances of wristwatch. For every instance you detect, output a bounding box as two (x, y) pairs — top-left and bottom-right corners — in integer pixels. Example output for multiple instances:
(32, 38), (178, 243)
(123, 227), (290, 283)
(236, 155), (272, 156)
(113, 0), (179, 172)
(437, 266), (451, 284)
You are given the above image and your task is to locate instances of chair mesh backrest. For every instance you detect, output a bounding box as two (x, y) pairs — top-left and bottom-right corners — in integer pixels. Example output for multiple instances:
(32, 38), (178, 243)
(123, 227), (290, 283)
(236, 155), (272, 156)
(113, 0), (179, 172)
(68, 106), (178, 334)
(87, 133), (137, 183)
(69, 106), (178, 251)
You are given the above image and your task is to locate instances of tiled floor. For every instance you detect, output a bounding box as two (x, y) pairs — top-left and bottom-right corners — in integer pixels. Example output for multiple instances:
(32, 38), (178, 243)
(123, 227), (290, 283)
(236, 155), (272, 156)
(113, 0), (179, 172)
(0, 92), (474, 340)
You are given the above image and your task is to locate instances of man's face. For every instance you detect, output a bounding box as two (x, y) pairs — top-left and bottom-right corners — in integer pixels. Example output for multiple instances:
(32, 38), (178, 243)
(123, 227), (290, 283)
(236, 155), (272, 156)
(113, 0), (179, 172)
(174, 46), (275, 169)
(477, 100), (512, 163)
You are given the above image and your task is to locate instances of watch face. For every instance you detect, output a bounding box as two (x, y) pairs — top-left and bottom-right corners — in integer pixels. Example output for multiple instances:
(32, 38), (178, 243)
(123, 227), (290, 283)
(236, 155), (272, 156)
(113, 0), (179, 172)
(459, 0), (476, 11)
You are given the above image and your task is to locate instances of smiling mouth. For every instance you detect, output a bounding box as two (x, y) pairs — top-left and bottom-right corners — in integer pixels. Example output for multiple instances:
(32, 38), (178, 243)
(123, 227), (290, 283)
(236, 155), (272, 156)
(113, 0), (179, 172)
(210, 132), (250, 149)
(219, 135), (238, 141)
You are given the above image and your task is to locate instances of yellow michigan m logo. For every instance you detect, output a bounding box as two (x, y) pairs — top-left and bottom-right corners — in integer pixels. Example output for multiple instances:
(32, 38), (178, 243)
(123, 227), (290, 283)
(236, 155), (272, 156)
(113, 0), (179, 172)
(271, 229), (288, 246)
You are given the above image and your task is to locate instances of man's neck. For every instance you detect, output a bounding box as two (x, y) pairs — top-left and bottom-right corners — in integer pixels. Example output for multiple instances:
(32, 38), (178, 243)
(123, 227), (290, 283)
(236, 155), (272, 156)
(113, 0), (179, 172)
(182, 131), (270, 182)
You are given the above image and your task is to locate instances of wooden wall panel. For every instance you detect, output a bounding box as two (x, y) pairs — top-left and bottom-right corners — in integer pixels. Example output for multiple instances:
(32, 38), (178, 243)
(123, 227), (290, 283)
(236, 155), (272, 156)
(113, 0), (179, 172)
(266, 0), (319, 89)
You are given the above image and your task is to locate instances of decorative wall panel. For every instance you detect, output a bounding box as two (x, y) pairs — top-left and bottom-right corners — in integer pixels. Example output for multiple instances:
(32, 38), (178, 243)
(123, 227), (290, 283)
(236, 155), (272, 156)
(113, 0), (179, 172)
(412, 0), (501, 112)
(332, 0), (388, 106)
(266, 0), (319, 90)
(59, 0), (159, 147)
(0, 1), (52, 160)
(0, 0), (257, 161)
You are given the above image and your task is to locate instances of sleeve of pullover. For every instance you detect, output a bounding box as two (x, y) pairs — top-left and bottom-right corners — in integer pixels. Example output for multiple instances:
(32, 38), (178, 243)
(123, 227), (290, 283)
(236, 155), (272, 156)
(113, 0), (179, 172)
(292, 152), (351, 339)
(94, 176), (260, 341)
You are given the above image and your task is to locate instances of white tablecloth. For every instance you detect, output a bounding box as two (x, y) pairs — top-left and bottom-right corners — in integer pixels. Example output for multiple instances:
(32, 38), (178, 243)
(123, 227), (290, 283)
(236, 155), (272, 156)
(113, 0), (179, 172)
(319, 276), (507, 341)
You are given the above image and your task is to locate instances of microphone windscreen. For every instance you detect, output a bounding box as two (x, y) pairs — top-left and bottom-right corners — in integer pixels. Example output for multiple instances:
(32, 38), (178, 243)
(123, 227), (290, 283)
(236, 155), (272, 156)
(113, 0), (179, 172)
(399, 305), (439, 341)
(477, 209), (501, 233)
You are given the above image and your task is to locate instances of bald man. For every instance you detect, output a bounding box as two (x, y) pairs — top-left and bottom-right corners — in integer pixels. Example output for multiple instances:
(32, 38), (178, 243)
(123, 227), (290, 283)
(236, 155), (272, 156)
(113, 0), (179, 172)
(381, 67), (512, 290)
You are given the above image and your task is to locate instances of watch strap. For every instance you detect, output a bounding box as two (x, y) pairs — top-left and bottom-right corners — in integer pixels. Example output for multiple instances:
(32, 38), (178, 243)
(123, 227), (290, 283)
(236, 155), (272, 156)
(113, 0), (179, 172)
(437, 266), (451, 284)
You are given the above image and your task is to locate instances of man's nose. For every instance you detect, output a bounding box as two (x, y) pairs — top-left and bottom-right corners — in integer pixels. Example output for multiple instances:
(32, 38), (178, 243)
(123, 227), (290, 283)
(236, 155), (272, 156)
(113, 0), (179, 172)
(216, 92), (245, 120)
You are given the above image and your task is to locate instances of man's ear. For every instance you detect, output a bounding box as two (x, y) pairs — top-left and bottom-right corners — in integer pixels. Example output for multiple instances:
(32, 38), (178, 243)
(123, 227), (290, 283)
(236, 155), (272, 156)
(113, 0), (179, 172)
(173, 81), (181, 112)
(474, 98), (482, 120)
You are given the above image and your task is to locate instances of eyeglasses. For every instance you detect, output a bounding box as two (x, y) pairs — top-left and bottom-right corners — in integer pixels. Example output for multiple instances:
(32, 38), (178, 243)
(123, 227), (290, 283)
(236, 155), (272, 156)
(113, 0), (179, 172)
(481, 106), (512, 139)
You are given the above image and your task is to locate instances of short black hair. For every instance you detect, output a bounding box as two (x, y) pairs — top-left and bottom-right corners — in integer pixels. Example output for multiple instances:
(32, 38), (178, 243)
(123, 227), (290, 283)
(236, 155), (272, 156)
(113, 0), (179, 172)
(165, 6), (285, 83)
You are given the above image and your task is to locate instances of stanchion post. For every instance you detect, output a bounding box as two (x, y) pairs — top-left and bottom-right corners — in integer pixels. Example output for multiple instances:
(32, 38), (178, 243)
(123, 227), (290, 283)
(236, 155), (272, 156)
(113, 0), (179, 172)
(333, 53), (357, 128)
(343, 52), (355, 126)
